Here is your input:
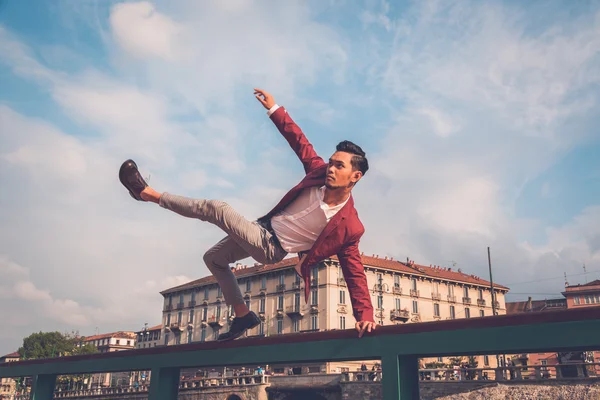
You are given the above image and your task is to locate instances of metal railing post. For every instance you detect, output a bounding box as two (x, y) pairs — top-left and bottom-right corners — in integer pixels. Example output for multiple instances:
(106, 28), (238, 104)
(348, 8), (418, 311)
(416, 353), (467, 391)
(31, 374), (57, 400)
(148, 367), (180, 400)
(398, 355), (420, 399)
(382, 355), (400, 399)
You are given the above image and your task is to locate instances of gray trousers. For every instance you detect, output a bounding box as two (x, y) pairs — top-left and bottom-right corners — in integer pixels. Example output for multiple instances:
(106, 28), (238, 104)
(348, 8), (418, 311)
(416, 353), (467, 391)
(159, 193), (288, 306)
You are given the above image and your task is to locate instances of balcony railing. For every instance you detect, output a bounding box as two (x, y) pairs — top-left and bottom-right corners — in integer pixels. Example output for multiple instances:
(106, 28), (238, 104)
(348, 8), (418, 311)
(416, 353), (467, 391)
(188, 300), (196, 308)
(163, 304), (173, 312)
(463, 297), (472, 305)
(431, 292), (441, 301)
(176, 303), (184, 310)
(2, 307), (599, 400)
(285, 305), (304, 317)
(276, 284), (286, 292)
(477, 298), (486, 306)
(337, 278), (346, 286)
(390, 309), (410, 322)
(409, 289), (419, 297)
(393, 286), (402, 295)
(447, 295), (456, 303)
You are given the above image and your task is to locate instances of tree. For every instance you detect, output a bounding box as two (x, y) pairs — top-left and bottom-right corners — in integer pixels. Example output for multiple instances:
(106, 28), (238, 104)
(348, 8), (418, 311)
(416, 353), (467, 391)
(447, 356), (465, 367)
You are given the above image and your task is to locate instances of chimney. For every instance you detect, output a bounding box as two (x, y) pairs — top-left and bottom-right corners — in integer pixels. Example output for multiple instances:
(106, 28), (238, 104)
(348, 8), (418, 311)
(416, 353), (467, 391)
(526, 297), (532, 312)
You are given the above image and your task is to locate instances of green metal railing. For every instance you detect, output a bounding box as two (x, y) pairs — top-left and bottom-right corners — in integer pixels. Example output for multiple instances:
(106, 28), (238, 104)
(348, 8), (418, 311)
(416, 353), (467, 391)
(2, 307), (600, 399)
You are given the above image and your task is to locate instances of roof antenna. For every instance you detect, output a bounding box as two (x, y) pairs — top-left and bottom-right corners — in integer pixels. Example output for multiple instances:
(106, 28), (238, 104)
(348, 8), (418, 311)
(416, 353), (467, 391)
(564, 272), (568, 287)
(583, 264), (587, 283)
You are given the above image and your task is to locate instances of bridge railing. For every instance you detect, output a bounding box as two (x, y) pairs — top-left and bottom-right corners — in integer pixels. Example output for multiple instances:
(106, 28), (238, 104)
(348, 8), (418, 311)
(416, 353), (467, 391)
(1, 307), (600, 399)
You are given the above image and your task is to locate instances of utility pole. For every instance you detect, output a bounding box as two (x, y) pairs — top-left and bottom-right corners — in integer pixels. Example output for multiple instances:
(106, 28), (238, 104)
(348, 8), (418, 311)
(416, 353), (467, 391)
(487, 247), (497, 316)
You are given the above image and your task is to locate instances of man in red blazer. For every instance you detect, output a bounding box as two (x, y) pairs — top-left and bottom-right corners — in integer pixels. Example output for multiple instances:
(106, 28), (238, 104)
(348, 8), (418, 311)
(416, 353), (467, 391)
(119, 88), (377, 341)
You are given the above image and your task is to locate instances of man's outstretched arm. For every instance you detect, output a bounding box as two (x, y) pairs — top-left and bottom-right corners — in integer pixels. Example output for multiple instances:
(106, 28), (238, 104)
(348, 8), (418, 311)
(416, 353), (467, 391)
(337, 235), (378, 337)
(254, 88), (325, 174)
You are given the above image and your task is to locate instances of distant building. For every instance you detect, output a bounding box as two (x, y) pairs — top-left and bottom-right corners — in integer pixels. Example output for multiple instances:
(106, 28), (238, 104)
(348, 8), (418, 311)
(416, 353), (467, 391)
(506, 279), (600, 378)
(160, 254), (508, 373)
(79, 331), (137, 387)
(0, 352), (20, 399)
(130, 324), (163, 385)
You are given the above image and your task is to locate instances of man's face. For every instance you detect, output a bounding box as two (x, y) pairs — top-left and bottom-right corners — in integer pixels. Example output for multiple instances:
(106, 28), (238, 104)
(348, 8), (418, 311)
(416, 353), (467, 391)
(325, 151), (362, 189)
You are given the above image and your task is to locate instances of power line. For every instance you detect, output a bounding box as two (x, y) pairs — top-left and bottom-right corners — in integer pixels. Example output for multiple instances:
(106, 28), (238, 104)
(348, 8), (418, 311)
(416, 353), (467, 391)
(503, 269), (600, 286)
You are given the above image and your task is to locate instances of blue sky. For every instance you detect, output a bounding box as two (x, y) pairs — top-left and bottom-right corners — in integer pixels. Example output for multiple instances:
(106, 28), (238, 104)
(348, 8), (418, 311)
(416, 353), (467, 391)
(1, 0), (600, 354)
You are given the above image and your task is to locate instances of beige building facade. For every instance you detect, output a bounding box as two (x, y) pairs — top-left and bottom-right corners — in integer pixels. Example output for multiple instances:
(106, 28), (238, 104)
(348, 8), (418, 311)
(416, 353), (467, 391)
(80, 331), (137, 387)
(0, 352), (20, 399)
(160, 254), (508, 373)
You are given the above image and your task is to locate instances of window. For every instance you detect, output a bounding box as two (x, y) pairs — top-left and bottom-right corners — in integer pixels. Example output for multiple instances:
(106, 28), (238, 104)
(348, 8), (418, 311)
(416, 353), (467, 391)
(292, 319), (299, 332)
(204, 287), (209, 299)
(191, 291), (196, 302)
(166, 314), (171, 325)
(480, 310), (485, 317)
(433, 303), (440, 317)
(279, 273), (285, 285)
(465, 308), (471, 318)
(187, 330), (193, 344)
(448, 285), (454, 296)
(484, 356), (489, 366)
(127, 340), (131, 346)
(339, 316), (346, 330)
(463, 287), (469, 298)
(259, 322), (265, 336)
(213, 328), (220, 340)
(433, 282), (439, 294)
(277, 319), (283, 334)
(294, 293), (301, 309)
(437, 357), (443, 362)
(175, 334), (181, 345)
(179, 294), (184, 304)
(412, 300), (418, 314)
(377, 295), (383, 309)
(395, 298), (401, 310)
(177, 311), (182, 324)
(189, 310), (194, 324)
(217, 286), (222, 298)
(312, 267), (319, 284)
(311, 315), (319, 330)
(246, 280), (251, 292)
(339, 290), (346, 304)
(164, 333), (170, 346)
(411, 278), (417, 291)
(201, 328), (206, 342)
(168, 295), (173, 305)
(394, 275), (400, 287)
(574, 296), (581, 305)
(259, 298), (266, 313)
(311, 289), (318, 305)
(450, 306), (456, 319)
(278, 295), (284, 310)
(478, 289), (484, 300)
(216, 306), (221, 319)
(261, 276), (267, 289)
(116, 340), (121, 345)
(202, 307), (207, 321)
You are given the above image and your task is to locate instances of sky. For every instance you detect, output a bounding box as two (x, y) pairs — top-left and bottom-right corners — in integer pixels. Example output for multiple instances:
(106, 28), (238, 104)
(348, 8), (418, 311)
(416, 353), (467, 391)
(1, 0), (599, 355)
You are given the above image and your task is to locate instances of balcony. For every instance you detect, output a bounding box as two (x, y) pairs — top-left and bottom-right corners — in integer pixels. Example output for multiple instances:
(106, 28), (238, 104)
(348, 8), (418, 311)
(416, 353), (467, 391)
(393, 286), (402, 295)
(431, 292), (441, 301)
(462, 297), (472, 305)
(276, 284), (286, 292)
(176, 303), (184, 310)
(188, 300), (196, 308)
(477, 298), (486, 306)
(337, 278), (346, 286)
(169, 322), (184, 332)
(207, 316), (224, 328)
(409, 289), (419, 298)
(163, 304), (173, 312)
(390, 309), (410, 322)
(311, 278), (318, 287)
(292, 281), (301, 290)
(447, 295), (456, 303)
(2, 307), (599, 400)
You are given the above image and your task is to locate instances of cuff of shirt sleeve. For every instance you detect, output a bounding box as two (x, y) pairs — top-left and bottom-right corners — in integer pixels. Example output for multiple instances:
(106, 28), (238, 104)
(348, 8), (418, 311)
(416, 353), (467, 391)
(267, 104), (280, 117)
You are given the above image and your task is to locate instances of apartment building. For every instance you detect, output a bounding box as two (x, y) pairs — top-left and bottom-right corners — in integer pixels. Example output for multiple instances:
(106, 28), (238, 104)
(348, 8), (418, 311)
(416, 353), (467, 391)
(160, 254), (508, 373)
(80, 331), (137, 387)
(135, 324), (162, 349)
(0, 352), (20, 399)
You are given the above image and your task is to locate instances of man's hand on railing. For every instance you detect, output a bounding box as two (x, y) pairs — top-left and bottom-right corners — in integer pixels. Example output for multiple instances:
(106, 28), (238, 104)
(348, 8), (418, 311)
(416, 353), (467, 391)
(356, 320), (378, 338)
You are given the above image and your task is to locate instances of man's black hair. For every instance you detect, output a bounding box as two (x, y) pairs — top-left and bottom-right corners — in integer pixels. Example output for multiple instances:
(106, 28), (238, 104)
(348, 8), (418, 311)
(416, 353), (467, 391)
(336, 140), (369, 175)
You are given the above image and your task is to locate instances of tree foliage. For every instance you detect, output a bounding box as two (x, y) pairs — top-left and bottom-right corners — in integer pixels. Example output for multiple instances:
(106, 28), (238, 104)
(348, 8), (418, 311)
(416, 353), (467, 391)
(18, 331), (98, 360)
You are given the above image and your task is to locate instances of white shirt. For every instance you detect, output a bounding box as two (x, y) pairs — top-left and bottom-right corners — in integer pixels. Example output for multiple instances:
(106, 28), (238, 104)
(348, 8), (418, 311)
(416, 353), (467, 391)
(271, 186), (349, 253)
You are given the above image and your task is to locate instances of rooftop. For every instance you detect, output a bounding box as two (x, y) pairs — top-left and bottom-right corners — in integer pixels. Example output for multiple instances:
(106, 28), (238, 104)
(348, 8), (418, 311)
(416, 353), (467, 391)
(161, 254), (509, 295)
(506, 298), (567, 314)
(81, 331), (137, 342)
(0, 352), (19, 359)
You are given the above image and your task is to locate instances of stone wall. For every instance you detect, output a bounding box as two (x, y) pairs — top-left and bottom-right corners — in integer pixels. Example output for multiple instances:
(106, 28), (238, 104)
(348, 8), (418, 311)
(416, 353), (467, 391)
(340, 381), (380, 400)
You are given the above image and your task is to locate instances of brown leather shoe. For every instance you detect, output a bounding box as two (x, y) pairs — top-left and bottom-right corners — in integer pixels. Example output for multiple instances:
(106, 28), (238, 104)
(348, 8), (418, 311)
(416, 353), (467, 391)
(119, 159), (148, 201)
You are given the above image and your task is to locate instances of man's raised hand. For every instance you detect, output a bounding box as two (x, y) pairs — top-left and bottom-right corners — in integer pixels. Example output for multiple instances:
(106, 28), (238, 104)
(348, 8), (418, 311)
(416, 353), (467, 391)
(254, 88), (275, 110)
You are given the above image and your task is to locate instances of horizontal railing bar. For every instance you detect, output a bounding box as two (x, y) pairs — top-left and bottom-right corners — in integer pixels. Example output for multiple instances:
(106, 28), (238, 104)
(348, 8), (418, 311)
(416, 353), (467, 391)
(1, 307), (599, 378)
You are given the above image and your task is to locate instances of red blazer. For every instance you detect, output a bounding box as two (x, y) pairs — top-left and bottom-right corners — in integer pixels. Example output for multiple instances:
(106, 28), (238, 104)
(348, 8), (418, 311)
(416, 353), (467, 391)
(258, 106), (374, 323)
